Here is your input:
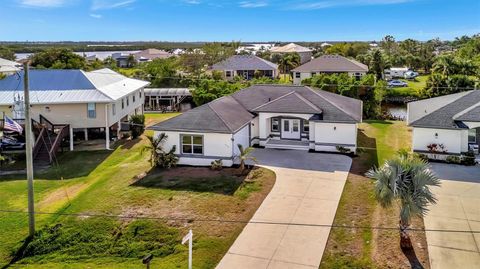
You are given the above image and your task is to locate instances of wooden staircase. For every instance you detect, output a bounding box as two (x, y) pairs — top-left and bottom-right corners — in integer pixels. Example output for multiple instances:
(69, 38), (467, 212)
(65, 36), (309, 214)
(32, 115), (69, 166)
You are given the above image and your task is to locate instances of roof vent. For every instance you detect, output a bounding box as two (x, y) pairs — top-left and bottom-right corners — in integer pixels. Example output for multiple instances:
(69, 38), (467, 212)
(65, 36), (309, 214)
(268, 98), (271, 102)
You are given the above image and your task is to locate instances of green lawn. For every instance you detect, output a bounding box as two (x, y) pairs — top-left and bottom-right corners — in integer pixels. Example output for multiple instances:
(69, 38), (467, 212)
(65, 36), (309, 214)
(0, 113), (275, 268)
(387, 75), (428, 97)
(321, 120), (429, 268)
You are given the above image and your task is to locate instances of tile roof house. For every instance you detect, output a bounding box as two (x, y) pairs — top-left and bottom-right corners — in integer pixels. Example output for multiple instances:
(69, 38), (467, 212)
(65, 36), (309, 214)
(0, 68), (149, 150)
(407, 90), (480, 157)
(292, 55), (369, 85)
(270, 43), (313, 64)
(133, 48), (174, 62)
(148, 84), (362, 167)
(211, 55), (278, 80)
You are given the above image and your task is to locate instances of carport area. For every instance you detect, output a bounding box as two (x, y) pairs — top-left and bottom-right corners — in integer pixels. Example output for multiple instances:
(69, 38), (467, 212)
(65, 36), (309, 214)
(217, 149), (352, 269)
(425, 163), (480, 269)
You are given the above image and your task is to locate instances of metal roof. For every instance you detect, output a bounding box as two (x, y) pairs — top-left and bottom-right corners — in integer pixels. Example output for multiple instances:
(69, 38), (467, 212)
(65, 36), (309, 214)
(144, 88), (191, 96)
(0, 68), (149, 105)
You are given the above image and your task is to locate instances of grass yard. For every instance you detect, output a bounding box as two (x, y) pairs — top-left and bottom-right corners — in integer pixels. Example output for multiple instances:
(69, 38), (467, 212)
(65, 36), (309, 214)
(0, 113), (276, 268)
(387, 75), (428, 97)
(320, 120), (430, 269)
(144, 112), (180, 128)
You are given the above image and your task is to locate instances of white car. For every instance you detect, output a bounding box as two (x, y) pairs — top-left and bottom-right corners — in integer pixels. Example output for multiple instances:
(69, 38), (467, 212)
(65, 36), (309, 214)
(404, 71), (419, 79)
(388, 80), (408, 87)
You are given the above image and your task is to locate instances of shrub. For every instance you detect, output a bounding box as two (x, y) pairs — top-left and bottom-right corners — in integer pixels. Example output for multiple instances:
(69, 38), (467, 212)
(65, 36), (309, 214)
(445, 155), (461, 164)
(210, 159), (223, 170)
(158, 145), (179, 169)
(129, 115), (145, 139)
(461, 151), (477, 166)
(336, 146), (351, 154)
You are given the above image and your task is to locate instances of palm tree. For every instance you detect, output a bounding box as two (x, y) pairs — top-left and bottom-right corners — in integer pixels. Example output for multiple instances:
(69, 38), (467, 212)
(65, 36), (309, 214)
(278, 53), (301, 75)
(237, 144), (257, 173)
(143, 133), (168, 167)
(432, 54), (456, 76)
(366, 154), (440, 249)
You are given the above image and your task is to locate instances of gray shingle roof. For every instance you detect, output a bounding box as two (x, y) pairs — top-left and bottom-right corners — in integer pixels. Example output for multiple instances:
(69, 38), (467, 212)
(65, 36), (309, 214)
(149, 85), (362, 134)
(292, 55), (368, 73)
(410, 90), (480, 128)
(211, 55), (278, 71)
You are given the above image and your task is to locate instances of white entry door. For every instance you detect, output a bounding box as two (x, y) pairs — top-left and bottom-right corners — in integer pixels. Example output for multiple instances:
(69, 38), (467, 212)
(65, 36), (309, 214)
(281, 119), (301, 139)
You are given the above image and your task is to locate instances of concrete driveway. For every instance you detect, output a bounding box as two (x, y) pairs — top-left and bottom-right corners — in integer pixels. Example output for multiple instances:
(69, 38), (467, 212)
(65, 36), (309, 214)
(217, 149), (352, 269)
(425, 163), (480, 269)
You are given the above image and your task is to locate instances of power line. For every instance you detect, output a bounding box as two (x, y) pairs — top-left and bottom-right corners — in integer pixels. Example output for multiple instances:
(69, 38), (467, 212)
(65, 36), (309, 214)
(1, 209), (479, 234)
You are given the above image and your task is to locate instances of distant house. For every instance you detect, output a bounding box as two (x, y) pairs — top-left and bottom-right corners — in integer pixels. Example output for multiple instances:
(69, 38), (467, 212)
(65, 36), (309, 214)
(0, 68), (149, 152)
(408, 91), (480, 158)
(148, 84), (362, 167)
(211, 55), (278, 80)
(111, 52), (132, 68)
(133, 48), (174, 63)
(0, 57), (21, 75)
(291, 55), (369, 85)
(271, 43), (313, 64)
(144, 88), (193, 112)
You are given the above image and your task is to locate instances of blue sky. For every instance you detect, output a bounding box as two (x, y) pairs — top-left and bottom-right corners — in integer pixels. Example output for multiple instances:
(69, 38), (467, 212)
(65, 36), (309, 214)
(1, 0), (479, 41)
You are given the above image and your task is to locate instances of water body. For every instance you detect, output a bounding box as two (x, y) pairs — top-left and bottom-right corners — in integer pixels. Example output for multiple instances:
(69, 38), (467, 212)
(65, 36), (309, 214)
(383, 103), (407, 120)
(15, 50), (140, 61)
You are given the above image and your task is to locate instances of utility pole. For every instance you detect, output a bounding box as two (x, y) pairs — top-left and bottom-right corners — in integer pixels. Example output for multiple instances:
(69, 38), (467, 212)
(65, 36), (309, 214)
(23, 62), (35, 237)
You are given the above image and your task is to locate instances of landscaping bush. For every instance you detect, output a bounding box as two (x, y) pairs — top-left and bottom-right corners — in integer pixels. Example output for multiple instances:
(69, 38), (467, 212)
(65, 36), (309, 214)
(129, 115), (145, 139)
(445, 155), (461, 164)
(461, 151), (477, 166)
(158, 145), (179, 169)
(210, 159), (223, 170)
(336, 146), (351, 154)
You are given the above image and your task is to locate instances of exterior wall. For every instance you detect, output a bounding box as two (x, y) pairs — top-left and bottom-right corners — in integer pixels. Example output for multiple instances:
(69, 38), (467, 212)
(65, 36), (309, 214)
(153, 130), (234, 167)
(250, 117), (260, 145)
(108, 88), (144, 125)
(293, 71), (367, 85)
(314, 122), (358, 152)
(412, 127), (468, 154)
(258, 112), (313, 146)
(233, 124), (250, 157)
(299, 51), (313, 64)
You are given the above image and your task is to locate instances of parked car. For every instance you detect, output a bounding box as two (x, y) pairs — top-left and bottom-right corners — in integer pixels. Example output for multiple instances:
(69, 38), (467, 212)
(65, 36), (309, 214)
(404, 71), (419, 79)
(388, 80), (408, 87)
(0, 136), (26, 151)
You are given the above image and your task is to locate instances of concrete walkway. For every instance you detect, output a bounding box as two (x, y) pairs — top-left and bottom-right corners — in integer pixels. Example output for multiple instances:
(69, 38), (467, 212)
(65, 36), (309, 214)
(217, 149), (352, 269)
(425, 163), (480, 269)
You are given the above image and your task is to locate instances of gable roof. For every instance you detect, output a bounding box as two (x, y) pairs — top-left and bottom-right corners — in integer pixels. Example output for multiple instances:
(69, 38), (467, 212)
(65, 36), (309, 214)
(292, 55), (368, 73)
(149, 84), (362, 134)
(211, 55), (278, 71)
(0, 68), (149, 105)
(409, 90), (480, 129)
(134, 48), (173, 60)
(271, 43), (312, 53)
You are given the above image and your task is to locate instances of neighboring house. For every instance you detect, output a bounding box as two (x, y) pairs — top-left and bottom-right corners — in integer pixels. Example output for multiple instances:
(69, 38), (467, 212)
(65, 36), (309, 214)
(292, 55), (369, 85)
(211, 55), (278, 80)
(133, 48), (174, 63)
(407, 91), (480, 158)
(271, 43), (313, 64)
(148, 84), (362, 167)
(144, 88), (193, 112)
(0, 57), (21, 75)
(0, 68), (149, 150)
(112, 52), (132, 68)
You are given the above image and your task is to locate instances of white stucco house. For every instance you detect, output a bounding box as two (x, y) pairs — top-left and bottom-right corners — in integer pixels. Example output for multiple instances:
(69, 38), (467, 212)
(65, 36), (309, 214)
(0, 68), (149, 152)
(407, 91), (480, 158)
(148, 85), (362, 167)
(292, 55), (369, 85)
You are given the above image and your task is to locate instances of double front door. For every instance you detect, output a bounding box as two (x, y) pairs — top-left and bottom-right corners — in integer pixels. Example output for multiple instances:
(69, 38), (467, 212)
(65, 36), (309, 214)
(281, 119), (301, 139)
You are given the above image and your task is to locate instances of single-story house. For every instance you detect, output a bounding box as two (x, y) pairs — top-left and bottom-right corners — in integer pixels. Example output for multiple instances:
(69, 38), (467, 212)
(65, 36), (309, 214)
(134, 48), (174, 63)
(0, 57), (21, 75)
(211, 55), (278, 80)
(0, 68), (149, 150)
(407, 90), (480, 158)
(148, 85), (362, 167)
(270, 43), (313, 64)
(292, 55), (369, 85)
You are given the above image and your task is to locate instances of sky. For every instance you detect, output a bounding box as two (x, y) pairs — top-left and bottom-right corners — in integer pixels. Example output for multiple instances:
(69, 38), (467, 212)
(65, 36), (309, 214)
(0, 0), (479, 42)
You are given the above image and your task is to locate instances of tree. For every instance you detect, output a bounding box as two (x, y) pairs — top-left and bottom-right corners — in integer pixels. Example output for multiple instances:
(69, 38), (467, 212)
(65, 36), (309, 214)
(366, 154), (440, 249)
(178, 50), (206, 74)
(126, 54), (137, 68)
(370, 50), (385, 80)
(278, 52), (301, 74)
(142, 57), (181, 87)
(202, 42), (237, 66)
(144, 133), (178, 168)
(0, 47), (15, 61)
(30, 48), (86, 69)
(191, 79), (243, 105)
(236, 144), (257, 173)
(129, 114), (145, 139)
(381, 35), (397, 56)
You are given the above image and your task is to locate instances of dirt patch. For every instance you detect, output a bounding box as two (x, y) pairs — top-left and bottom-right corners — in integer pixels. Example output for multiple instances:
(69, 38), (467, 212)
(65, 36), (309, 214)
(37, 183), (87, 210)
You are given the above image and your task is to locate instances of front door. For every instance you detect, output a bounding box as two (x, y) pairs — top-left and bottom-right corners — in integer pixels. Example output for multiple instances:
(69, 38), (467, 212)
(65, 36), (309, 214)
(281, 119), (301, 139)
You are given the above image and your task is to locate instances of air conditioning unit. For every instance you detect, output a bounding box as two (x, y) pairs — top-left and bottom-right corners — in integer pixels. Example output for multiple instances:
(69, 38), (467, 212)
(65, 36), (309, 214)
(469, 144), (479, 155)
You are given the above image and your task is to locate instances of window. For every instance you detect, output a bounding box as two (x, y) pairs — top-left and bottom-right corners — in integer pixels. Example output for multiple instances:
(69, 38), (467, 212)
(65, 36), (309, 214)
(292, 121), (299, 132)
(303, 120), (309, 132)
(468, 129), (477, 143)
(295, 72), (301, 78)
(271, 118), (279, 132)
(139, 91), (142, 98)
(283, 120), (290, 132)
(126, 96), (130, 106)
(133, 94), (136, 103)
(112, 103), (116, 116)
(311, 72), (316, 77)
(181, 135), (203, 155)
(121, 98), (125, 109)
(225, 71), (232, 77)
(87, 103), (96, 118)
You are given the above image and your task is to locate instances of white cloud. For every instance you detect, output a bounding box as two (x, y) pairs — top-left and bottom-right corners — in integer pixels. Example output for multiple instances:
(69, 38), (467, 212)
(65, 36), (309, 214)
(90, 13), (103, 18)
(291, 0), (414, 10)
(183, 0), (201, 4)
(239, 1), (268, 8)
(91, 0), (136, 10)
(18, 0), (67, 7)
